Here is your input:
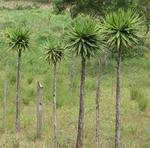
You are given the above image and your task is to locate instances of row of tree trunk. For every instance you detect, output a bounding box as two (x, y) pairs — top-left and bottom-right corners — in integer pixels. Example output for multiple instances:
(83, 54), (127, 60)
(2, 52), (121, 148)
(76, 51), (121, 148)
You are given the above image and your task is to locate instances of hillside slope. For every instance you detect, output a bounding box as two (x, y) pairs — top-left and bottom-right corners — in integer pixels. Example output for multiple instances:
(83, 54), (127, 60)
(0, 9), (150, 148)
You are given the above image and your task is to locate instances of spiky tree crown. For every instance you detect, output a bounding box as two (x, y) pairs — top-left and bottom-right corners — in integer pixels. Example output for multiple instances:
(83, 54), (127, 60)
(101, 9), (145, 50)
(44, 39), (64, 65)
(7, 27), (30, 52)
(67, 15), (102, 59)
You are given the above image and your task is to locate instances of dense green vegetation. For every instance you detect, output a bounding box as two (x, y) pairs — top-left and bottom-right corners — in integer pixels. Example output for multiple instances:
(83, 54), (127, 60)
(0, 2), (150, 148)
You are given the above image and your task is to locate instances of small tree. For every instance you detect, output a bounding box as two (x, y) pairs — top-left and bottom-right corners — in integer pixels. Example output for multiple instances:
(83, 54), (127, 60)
(67, 16), (102, 148)
(43, 39), (64, 147)
(7, 27), (30, 131)
(101, 9), (145, 148)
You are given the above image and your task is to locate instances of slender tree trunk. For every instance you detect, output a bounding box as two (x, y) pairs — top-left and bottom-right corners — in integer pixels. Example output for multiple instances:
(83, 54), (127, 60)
(76, 58), (86, 148)
(53, 63), (58, 147)
(95, 57), (107, 147)
(3, 61), (8, 130)
(115, 49), (121, 148)
(95, 60), (101, 148)
(16, 50), (21, 131)
(68, 58), (74, 90)
(37, 81), (43, 138)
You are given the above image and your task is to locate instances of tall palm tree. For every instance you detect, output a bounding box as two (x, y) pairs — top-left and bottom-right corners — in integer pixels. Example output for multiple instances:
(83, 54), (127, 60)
(95, 59), (101, 148)
(7, 27), (30, 131)
(43, 39), (64, 147)
(101, 9), (145, 148)
(67, 16), (102, 148)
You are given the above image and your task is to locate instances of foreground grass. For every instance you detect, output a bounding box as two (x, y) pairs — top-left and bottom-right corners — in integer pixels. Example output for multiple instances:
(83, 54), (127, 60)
(0, 8), (150, 148)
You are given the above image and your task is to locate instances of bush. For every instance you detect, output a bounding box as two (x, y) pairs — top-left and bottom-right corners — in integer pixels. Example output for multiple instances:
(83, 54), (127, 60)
(130, 87), (148, 111)
(52, 0), (65, 14)
(27, 77), (34, 85)
(130, 87), (143, 101)
(22, 98), (30, 106)
(22, 88), (35, 106)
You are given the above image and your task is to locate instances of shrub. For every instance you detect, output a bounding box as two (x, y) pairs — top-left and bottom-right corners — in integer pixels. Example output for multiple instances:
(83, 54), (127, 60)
(27, 77), (33, 85)
(52, 0), (65, 14)
(22, 98), (30, 106)
(130, 87), (143, 101)
(130, 87), (148, 111)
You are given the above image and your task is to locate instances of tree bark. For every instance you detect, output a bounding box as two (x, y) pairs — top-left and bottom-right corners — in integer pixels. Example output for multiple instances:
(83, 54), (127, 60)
(68, 58), (74, 90)
(76, 58), (86, 148)
(115, 49), (121, 148)
(16, 50), (21, 131)
(37, 81), (43, 138)
(95, 57), (107, 147)
(3, 61), (8, 130)
(95, 60), (101, 148)
(53, 63), (58, 147)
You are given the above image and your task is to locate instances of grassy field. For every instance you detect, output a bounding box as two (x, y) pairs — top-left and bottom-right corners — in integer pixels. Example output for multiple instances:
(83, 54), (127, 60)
(0, 7), (150, 148)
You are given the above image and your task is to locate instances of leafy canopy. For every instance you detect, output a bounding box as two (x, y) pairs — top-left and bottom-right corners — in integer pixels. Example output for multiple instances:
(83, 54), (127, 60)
(7, 27), (30, 52)
(43, 39), (64, 65)
(101, 9), (145, 50)
(67, 16), (102, 59)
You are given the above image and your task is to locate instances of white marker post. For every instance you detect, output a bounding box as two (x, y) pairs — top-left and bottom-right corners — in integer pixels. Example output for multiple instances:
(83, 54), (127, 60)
(37, 81), (43, 138)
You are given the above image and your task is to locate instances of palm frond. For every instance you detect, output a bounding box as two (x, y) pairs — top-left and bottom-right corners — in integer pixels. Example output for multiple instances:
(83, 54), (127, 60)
(101, 9), (145, 51)
(67, 15), (104, 59)
(43, 39), (64, 65)
(6, 27), (30, 52)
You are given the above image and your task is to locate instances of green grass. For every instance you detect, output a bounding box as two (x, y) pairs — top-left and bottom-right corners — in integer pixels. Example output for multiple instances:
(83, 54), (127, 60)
(0, 8), (150, 148)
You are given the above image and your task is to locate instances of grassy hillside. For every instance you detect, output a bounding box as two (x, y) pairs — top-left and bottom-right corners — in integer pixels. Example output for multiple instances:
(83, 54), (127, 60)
(0, 8), (150, 148)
